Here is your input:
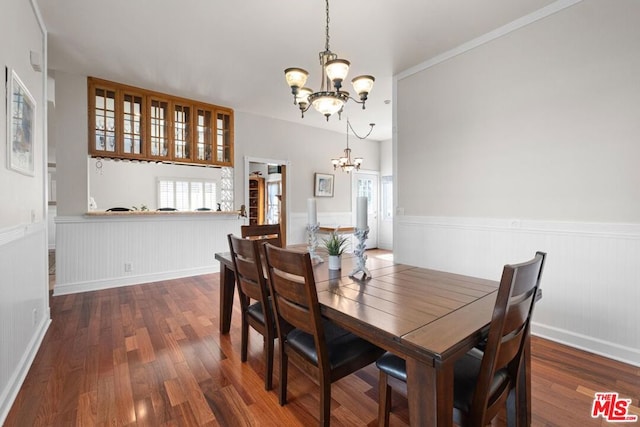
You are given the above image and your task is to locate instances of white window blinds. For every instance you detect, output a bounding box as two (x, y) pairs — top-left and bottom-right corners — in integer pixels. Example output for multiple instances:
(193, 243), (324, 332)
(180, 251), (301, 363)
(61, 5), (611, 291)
(158, 178), (216, 211)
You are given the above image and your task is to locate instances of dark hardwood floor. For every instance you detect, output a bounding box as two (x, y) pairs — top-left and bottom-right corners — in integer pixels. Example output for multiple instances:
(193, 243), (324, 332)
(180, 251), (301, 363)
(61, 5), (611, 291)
(6, 266), (639, 426)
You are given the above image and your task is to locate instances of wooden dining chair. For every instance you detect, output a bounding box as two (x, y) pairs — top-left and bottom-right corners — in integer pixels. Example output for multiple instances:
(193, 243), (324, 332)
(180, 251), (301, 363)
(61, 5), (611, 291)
(376, 251), (546, 427)
(227, 234), (277, 390)
(241, 223), (283, 247)
(263, 243), (385, 427)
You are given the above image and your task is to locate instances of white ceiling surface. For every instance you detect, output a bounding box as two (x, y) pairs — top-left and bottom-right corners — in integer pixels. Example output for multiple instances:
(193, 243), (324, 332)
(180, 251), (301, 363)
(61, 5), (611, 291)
(38, 0), (557, 141)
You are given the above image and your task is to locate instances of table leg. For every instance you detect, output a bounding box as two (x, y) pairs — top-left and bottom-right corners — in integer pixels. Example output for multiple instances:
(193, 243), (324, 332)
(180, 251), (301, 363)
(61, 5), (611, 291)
(219, 263), (236, 334)
(406, 358), (454, 427)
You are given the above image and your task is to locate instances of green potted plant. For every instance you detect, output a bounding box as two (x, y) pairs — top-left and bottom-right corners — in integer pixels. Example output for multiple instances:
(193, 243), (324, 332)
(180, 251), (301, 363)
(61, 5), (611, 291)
(323, 231), (349, 270)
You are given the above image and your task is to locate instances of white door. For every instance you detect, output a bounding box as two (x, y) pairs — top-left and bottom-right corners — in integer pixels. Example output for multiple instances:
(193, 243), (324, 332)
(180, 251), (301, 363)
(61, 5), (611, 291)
(352, 172), (379, 249)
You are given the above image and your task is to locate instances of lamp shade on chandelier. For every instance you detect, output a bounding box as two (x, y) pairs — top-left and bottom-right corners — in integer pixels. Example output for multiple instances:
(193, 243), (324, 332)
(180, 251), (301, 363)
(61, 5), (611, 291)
(284, 0), (375, 120)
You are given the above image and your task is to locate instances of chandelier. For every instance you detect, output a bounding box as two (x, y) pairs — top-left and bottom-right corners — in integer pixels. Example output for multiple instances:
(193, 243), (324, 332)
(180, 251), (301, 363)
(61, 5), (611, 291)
(284, 0), (375, 121)
(332, 120), (374, 173)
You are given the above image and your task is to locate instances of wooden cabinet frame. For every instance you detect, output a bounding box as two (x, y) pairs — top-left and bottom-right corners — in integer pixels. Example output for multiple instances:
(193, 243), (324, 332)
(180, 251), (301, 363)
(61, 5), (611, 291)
(88, 77), (234, 167)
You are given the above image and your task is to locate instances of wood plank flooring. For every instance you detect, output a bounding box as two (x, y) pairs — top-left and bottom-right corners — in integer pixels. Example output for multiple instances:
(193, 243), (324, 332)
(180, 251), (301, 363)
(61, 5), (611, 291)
(6, 269), (639, 426)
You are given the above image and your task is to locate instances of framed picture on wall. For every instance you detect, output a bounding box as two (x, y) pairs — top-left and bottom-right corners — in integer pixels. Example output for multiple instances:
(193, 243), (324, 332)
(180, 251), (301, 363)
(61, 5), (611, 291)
(6, 68), (36, 176)
(314, 173), (334, 197)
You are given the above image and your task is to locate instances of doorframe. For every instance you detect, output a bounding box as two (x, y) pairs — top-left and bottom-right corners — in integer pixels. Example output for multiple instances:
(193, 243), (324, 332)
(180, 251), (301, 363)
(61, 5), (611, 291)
(244, 156), (290, 245)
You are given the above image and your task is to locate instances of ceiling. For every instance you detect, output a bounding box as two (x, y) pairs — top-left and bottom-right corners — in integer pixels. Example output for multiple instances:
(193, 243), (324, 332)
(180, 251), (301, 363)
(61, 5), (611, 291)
(38, 0), (557, 141)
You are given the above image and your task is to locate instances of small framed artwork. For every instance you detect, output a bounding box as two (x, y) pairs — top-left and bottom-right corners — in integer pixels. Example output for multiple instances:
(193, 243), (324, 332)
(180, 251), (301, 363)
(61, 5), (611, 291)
(7, 68), (36, 176)
(314, 173), (334, 197)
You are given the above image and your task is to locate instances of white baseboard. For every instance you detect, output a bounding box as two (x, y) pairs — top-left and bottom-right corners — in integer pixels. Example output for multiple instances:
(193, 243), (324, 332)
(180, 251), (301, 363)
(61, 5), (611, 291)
(532, 322), (640, 367)
(53, 265), (220, 296)
(0, 317), (51, 425)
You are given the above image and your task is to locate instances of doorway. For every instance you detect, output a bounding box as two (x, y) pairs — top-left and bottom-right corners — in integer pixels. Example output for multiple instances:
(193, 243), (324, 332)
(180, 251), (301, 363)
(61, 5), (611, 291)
(244, 156), (289, 245)
(352, 171), (379, 249)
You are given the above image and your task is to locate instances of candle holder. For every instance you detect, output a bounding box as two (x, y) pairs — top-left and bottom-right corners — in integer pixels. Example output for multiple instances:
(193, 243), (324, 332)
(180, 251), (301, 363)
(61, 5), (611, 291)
(306, 222), (324, 264)
(349, 226), (371, 279)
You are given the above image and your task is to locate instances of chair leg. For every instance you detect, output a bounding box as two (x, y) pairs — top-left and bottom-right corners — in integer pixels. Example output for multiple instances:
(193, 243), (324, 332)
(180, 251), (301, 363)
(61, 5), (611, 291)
(279, 349), (288, 406)
(240, 316), (248, 362)
(378, 371), (391, 427)
(264, 335), (274, 390)
(320, 377), (331, 427)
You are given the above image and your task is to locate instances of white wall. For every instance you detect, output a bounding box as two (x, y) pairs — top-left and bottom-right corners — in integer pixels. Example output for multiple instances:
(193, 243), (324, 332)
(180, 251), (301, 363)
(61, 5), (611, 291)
(53, 71), (89, 215)
(395, 0), (640, 365)
(0, 0), (50, 422)
(234, 111), (381, 243)
(234, 111), (381, 216)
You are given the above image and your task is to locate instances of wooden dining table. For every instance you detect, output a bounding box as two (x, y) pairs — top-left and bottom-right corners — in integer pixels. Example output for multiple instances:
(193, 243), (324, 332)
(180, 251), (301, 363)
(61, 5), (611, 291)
(214, 249), (534, 427)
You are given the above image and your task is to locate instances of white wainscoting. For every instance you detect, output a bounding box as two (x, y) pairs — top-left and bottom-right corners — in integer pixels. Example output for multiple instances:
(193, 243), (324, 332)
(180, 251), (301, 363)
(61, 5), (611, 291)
(395, 216), (640, 367)
(0, 223), (50, 423)
(54, 214), (245, 295)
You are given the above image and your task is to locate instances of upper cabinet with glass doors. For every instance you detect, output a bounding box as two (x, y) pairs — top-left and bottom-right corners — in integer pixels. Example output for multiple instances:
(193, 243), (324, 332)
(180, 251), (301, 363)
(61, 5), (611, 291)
(88, 77), (233, 167)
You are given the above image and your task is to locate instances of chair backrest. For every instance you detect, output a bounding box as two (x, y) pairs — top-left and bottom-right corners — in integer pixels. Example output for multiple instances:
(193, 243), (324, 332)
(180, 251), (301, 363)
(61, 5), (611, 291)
(227, 234), (271, 316)
(157, 207), (178, 211)
(470, 251), (546, 423)
(263, 244), (328, 362)
(241, 224), (283, 247)
(106, 207), (131, 212)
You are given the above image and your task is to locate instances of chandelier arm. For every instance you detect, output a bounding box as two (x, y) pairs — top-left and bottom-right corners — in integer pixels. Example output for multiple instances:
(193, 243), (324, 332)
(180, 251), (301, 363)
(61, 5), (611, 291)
(347, 119), (375, 140)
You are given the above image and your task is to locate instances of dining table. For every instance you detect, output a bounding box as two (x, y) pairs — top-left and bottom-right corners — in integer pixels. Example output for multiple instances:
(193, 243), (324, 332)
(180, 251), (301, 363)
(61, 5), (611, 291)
(214, 249), (535, 427)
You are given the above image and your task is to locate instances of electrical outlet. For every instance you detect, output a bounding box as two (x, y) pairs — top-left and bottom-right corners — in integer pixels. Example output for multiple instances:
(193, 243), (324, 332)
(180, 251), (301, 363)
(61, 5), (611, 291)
(124, 263), (132, 272)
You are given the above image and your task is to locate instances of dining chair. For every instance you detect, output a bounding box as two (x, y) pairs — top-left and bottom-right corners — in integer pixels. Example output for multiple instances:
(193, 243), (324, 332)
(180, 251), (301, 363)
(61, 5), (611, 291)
(376, 251), (546, 427)
(105, 207), (131, 212)
(241, 223), (283, 247)
(263, 243), (385, 427)
(156, 207), (178, 211)
(227, 234), (276, 390)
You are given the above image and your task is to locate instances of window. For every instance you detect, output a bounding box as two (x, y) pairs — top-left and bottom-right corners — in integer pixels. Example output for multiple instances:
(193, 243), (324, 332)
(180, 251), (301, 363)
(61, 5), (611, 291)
(158, 178), (217, 211)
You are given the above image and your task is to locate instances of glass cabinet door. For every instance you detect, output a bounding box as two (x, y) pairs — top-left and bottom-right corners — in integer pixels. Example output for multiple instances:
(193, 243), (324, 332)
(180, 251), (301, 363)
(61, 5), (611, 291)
(195, 108), (213, 163)
(216, 111), (233, 165)
(173, 103), (191, 160)
(122, 93), (144, 156)
(93, 87), (117, 155)
(149, 98), (170, 158)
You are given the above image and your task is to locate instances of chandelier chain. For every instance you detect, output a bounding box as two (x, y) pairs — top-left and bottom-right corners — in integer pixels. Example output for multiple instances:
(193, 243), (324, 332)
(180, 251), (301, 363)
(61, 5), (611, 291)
(324, 0), (331, 52)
